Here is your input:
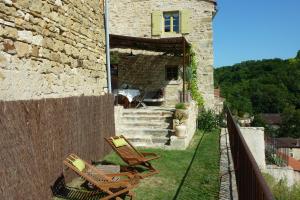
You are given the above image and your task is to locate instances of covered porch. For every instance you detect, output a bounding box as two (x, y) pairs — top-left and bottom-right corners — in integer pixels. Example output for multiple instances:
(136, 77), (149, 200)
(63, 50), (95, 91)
(109, 34), (191, 107)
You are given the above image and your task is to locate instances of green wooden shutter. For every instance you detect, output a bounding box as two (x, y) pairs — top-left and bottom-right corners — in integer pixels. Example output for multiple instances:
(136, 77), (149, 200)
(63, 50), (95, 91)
(152, 11), (162, 36)
(180, 9), (191, 34)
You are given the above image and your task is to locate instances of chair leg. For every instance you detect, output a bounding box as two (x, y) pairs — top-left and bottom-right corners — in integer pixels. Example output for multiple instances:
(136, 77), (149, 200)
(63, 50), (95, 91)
(135, 101), (147, 108)
(141, 102), (147, 108)
(100, 188), (130, 200)
(136, 162), (159, 178)
(127, 191), (135, 200)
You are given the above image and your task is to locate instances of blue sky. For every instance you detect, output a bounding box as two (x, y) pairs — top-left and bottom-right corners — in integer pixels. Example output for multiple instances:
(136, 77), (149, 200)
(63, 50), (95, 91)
(213, 0), (300, 67)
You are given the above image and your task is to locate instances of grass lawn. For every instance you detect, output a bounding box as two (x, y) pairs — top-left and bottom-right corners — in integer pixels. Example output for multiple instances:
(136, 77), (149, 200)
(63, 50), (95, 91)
(104, 130), (220, 200)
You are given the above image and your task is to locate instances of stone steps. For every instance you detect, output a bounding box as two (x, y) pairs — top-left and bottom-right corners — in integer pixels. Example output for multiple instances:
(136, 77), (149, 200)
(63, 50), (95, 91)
(124, 135), (170, 148)
(121, 116), (173, 123)
(121, 121), (171, 129)
(118, 108), (175, 148)
(120, 128), (172, 137)
(122, 111), (174, 118)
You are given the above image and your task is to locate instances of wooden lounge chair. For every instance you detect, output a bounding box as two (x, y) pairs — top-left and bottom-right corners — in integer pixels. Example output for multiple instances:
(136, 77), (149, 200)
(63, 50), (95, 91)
(63, 154), (139, 200)
(105, 135), (160, 178)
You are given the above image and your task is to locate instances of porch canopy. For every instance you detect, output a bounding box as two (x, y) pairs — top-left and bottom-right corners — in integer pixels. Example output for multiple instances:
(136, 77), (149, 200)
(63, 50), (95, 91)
(110, 34), (190, 54)
(109, 34), (191, 102)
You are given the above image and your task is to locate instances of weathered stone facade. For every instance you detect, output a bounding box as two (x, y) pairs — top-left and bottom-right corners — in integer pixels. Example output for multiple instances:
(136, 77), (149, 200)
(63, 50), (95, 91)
(0, 0), (107, 100)
(109, 0), (216, 108)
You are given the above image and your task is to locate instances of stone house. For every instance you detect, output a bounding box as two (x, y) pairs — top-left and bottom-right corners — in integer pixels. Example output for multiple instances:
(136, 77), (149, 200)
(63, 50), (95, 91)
(109, 0), (217, 108)
(0, 0), (107, 101)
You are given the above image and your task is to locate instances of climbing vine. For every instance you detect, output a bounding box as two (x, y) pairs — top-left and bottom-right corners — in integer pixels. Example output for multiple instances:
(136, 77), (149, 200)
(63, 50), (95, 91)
(187, 46), (204, 107)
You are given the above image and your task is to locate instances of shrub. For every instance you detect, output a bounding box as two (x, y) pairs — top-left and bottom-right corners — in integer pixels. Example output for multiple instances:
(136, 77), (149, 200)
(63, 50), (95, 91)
(265, 146), (286, 166)
(175, 103), (187, 110)
(198, 109), (219, 132)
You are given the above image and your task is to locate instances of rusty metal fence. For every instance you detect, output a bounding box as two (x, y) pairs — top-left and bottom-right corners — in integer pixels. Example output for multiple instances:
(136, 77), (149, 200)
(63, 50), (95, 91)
(226, 107), (274, 200)
(0, 95), (115, 200)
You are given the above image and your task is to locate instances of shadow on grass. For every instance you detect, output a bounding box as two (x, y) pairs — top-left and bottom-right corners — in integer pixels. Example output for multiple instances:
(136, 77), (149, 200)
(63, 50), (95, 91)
(172, 133), (206, 200)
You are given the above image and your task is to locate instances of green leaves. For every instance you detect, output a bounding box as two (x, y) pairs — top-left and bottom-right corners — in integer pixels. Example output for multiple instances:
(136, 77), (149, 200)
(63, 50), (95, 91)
(278, 105), (300, 138)
(296, 50), (300, 59)
(197, 110), (219, 132)
(188, 46), (204, 107)
(215, 53), (300, 115)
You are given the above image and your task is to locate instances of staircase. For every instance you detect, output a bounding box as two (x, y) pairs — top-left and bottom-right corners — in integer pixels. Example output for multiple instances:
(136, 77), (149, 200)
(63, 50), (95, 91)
(117, 107), (175, 148)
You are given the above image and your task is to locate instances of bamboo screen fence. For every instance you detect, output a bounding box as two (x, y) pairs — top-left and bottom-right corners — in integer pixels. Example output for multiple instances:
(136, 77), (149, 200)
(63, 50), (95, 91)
(0, 95), (115, 199)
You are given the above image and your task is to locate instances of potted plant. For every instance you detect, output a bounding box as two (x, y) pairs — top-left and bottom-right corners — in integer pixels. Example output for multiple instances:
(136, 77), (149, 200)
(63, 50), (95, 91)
(174, 108), (188, 138)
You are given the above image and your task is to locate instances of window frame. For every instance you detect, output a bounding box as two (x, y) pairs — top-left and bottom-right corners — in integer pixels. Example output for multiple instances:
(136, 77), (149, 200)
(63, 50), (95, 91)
(163, 11), (180, 34)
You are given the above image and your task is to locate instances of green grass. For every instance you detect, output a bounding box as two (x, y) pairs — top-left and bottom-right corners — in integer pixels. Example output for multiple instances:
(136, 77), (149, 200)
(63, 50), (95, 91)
(104, 130), (220, 200)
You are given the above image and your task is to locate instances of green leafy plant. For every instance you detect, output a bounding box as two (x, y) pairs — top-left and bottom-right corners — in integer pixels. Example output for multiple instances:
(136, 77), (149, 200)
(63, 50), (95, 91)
(198, 109), (219, 132)
(187, 46), (204, 107)
(175, 103), (187, 110)
(265, 146), (286, 166)
(174, 109), (188, 125)
(185, 67), (193, 83)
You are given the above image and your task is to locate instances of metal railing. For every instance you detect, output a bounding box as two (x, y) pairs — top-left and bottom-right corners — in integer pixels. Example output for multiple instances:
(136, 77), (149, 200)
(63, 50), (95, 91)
(226, 107), (274, 200)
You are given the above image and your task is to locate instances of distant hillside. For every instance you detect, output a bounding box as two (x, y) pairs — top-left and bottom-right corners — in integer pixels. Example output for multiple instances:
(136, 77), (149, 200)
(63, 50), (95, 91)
(214, 51), (300, 116)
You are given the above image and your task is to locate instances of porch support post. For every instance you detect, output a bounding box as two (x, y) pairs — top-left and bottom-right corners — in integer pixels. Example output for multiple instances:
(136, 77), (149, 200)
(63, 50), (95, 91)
(182, 37), (186, 103)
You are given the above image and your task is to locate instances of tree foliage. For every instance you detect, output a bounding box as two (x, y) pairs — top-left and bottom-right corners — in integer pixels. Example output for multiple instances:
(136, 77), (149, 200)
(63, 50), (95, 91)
(278, 105), (300, 138)
(215, 51), (300, 137)
(296, 50), (300, 59)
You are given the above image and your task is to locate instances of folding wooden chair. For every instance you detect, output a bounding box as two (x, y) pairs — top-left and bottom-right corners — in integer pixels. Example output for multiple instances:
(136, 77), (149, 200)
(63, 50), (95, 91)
(63, 154), (139, 200)
(105, 135), (160, 178)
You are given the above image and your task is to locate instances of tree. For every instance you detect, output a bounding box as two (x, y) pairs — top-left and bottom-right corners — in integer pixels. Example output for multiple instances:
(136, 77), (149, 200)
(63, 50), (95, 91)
(215, 51), (300, 116)
(215, 50), (300, 137)
(278, 105), (300, 138)
(296, 50), (300, 59)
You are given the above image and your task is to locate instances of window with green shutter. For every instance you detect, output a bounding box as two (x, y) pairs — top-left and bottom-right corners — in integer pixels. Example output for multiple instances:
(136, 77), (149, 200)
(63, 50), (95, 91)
(152, 10), (191, 36)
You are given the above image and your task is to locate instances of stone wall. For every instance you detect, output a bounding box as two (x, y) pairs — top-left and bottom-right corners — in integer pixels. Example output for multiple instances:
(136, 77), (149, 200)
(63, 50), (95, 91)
(240, 127), (266, 170)
(0, 0), (107, 100)
(113, 51), (183, 105)
(109, 0), (216, 109)
(292, 148), (300, 160)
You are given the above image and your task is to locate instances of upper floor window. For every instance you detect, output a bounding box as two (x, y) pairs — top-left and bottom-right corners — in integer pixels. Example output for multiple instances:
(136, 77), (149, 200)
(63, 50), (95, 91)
(152, 10), (191, 36)
(163, 12), (180, 33)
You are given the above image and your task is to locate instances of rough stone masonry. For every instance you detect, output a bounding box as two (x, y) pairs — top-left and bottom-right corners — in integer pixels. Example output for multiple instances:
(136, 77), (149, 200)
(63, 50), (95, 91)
(0, 0), (107, 100)
(109, 0), (216, 109)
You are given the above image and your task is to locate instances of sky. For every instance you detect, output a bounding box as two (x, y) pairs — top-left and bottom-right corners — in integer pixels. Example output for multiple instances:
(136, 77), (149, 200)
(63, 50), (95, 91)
(213, 0), (300, 68)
